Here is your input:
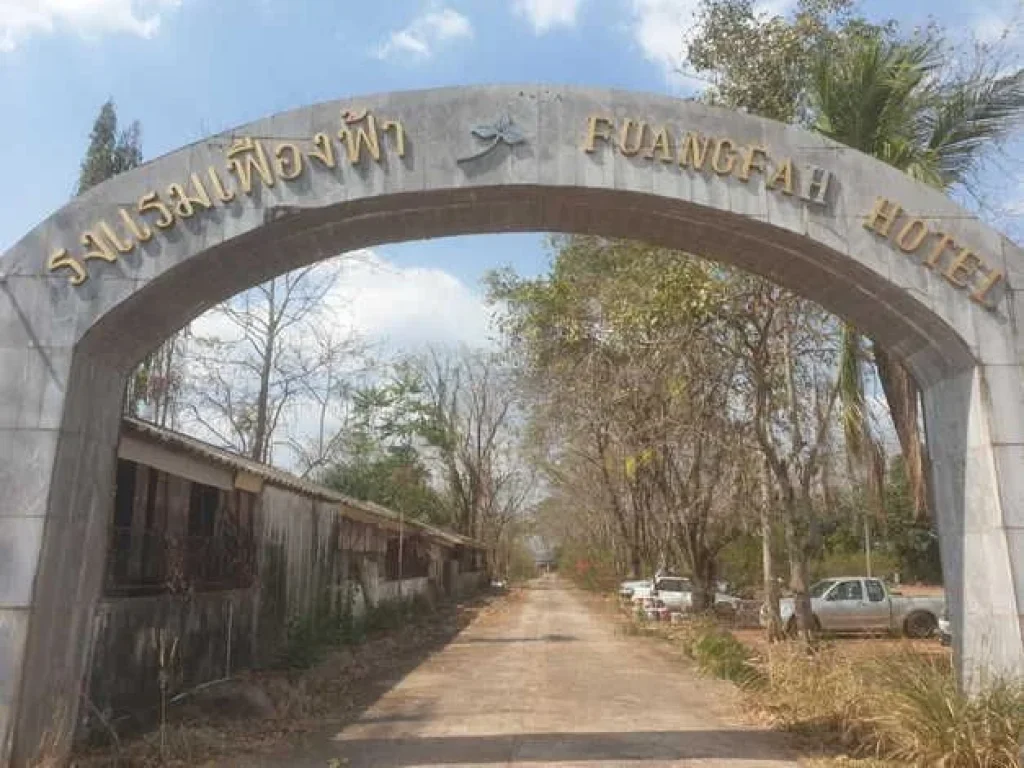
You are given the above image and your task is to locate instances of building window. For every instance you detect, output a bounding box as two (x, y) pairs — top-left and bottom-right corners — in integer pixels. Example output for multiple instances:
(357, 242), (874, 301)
(106, 459), (257, 596)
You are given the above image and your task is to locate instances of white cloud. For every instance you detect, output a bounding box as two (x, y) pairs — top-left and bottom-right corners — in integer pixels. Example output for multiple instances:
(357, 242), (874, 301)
(513, 0), (582, 33)
(376, 6), (472, 61)
(629, 0), (795, 87)
(0, 0), (183, 52)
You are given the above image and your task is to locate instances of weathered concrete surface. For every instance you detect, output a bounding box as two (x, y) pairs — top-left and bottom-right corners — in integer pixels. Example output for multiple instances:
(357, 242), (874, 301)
(234, 576), (798, 767)
(0, 84), (1022, 764)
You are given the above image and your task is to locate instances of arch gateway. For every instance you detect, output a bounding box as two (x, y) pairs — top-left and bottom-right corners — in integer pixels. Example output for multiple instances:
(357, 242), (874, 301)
(0, 84), (1022, 763)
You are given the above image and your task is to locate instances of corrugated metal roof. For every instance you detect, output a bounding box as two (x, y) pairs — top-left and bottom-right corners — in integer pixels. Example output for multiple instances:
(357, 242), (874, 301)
(121, 417), (482, 550)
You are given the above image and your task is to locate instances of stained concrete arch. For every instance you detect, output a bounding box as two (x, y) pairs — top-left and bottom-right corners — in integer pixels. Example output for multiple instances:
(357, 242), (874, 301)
(0, 85), (1022, 764)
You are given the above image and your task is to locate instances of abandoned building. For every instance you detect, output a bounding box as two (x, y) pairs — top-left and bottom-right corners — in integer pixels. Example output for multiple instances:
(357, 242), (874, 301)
(81, 417), (488, 734)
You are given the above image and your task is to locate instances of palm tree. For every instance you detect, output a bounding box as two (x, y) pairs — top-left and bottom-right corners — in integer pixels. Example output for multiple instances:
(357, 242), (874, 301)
(810, 30), (1024, 520)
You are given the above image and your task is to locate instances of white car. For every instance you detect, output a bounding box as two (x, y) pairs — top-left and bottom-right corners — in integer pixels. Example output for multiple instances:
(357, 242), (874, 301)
(654, 577), (740, 613)
(618, 579), (651, 601)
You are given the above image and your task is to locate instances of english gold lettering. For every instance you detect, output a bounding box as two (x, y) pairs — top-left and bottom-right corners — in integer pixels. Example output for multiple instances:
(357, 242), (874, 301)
(944, 248), (984, 288)
(971, 268), (1005, 306)
(924, 232), (956, 268)
(273, 143), (305, 181)
(227, 137), (275, 194)
(138, 191), (175, 229)
(737, 146), (768, 182)
(711, 138), (737, 175)
(619, 119), (646, 156)
(644, 126), (673, 163)
(896, 218), (929, 253)
(863, 197), (902, 237)
(800, 165), (832, 206)
(48, 249), (87, 286)
(767, 158), (794, 195)
(679, 132), (712, 170)
(583, 116), (614, 153)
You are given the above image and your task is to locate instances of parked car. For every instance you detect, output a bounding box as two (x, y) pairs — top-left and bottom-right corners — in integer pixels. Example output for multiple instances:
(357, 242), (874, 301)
(765, 577), (944, 638)
(618, 579), (651, 601)
(938, 610), (952, 646)
(653, 577), (741, 614)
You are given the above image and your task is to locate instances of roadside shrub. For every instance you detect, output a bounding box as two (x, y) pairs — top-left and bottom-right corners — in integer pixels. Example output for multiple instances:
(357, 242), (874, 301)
(868, 653), (1024, 767)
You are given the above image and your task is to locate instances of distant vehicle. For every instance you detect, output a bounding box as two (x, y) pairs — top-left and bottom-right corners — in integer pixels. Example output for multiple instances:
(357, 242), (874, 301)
(491, 579), (508, 590)
(652, 577), (740, 614)
(618, 579), (651, 601)
(630, 576), (741, 619)
(938, 611), (952, 646)
(765, 577), (944, 638)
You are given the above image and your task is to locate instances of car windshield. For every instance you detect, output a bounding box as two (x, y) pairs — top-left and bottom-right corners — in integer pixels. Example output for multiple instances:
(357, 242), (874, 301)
(809, 580), (838, 598)
(658, 579), (691, 592)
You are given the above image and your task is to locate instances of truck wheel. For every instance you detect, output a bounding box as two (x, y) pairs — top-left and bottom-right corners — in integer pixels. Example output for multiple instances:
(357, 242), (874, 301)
(904, 612), (937, 638)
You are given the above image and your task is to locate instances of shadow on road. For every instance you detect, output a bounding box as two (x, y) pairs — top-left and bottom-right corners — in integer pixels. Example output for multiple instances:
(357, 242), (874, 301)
(452, 633), (578, 645)
(330, 729), (794, 765)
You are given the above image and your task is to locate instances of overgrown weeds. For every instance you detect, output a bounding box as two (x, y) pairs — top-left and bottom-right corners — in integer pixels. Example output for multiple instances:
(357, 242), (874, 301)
(753, 642), (1024, 766)
(627, 611), (1023, 766)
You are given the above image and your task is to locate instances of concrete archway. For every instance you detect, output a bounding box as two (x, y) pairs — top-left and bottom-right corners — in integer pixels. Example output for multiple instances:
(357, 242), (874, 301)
(0, 85), (1021, 764)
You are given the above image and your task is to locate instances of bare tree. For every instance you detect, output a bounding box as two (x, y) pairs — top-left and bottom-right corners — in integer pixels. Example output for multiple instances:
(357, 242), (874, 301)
(181, 261), (347, 464)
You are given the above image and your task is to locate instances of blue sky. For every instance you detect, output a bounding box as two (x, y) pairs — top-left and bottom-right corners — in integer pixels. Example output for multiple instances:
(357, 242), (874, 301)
(1, 0), (1022, 349)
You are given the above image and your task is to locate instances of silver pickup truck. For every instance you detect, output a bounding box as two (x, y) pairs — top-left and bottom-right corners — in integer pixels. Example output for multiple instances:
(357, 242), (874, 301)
(768, 576), (945, 638)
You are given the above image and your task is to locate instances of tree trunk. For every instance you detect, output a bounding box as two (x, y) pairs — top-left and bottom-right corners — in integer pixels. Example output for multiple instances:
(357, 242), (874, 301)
(873, 344), (929, 521)
(783, 496), (815, 644)
(761, 475), (783, 642)
(689, 548), (716, 613)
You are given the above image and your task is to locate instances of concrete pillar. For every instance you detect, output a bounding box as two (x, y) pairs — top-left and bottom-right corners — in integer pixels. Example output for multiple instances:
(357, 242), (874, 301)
(0, 335), (124, 765)
(924, 367), (1024, 689)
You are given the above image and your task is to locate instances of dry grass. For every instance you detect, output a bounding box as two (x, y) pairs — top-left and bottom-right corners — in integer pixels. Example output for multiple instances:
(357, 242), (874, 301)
(750, 642), (1024, 767)
(69, 595), (493, 767)
(620, 608), (1022, 767)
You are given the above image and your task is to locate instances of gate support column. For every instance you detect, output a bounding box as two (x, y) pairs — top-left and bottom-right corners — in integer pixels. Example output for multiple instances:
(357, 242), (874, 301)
(924, 365), (1024, 689)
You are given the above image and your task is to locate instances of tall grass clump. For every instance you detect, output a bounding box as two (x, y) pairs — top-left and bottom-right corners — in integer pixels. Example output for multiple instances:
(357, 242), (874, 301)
(753, 644), (1023, 766)
(868, 653), (1024, 767)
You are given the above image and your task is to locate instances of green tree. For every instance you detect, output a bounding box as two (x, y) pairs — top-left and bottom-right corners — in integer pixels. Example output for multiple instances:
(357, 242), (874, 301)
(320, 444), (450, 527)
(688, 0), (1024, 522)
(76, 100), (143, 195)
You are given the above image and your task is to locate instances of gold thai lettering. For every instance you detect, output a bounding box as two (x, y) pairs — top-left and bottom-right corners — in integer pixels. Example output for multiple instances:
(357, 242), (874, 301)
(227, 137), (275, 194)
(119, 207), (153, 243)
(863, 197), (902, 237)
(98, 221), (133, 254)
(382, 120), (406, 157)
(711, 138), (737, 175)
(138, 191), (175, 229)
(273, 143), (305, 181)
(80, 230), (118, 262)
(619, 119), (646, 156)
(896, 218), (928, 253)
(48, 249), (87, 286)
(679, 132), (712, 170)
(308, 132), (336, 169)
(583, 116), (614, 152)
(167, 174), (213, 218)
(207, 166), (235, 203)
(737, 146), (768, 182)
(767, 159), (794, 195)
(644, 126), (673, 163)
(338, 108), (380, 163)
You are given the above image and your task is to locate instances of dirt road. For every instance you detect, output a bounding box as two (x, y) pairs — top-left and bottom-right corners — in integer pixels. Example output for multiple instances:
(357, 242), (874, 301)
(249, 575), (797, 767)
